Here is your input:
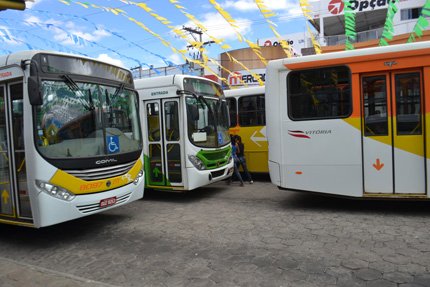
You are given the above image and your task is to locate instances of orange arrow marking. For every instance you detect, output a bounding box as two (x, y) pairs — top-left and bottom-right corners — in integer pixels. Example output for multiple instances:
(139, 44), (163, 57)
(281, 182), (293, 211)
(373, 158), (384, 171)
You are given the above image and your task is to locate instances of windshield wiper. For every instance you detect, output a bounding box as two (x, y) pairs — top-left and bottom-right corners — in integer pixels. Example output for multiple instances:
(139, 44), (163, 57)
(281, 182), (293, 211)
(178, 89), (214, 116)
(113, 83), (125, 98)
(178, 89), (220, 145)
(61, 74), (94, 111)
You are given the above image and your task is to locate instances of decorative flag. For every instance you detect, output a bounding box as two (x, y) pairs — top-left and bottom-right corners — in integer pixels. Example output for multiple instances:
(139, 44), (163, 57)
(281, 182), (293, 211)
(299, 0), (321, 54)
(407, 0), (430, 43)
(119, 1), (230, 87)
(379, 0), (399, 46)
(254, 0), (292, 58)
(208, 0), (268, 68)
(344, 0), (356, 50)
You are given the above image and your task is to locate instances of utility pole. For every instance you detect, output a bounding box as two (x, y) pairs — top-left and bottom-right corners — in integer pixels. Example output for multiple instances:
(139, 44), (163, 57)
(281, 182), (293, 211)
(182, 26), (215, 76)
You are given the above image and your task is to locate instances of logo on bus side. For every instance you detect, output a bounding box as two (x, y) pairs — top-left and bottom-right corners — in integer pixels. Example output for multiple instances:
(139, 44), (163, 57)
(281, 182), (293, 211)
(96, 158), (118, 165)
(0, 72), (12, 78)
(288, 130), (332, 139)
(384, 61), (397, 67)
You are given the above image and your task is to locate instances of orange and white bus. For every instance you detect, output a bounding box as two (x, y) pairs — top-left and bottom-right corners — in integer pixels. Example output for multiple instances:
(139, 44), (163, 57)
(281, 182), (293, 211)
(266, 41), (430, 198)
(225, 86), (268, 173)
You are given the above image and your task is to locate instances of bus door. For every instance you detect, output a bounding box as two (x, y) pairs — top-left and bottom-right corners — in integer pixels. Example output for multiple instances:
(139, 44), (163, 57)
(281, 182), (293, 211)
(162, 99), (182, 186)
(144, 99), (182, 187)
(361, 71), (425, 194)
(0, 82), (31, 221)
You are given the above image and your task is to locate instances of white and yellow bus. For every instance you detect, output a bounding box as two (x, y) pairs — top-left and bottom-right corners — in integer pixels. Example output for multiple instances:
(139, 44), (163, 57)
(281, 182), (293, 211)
(135, 75), (233, 191)
(0, 51), (144, 227)
(266, 41), (430, 198)
(225, 86), (268, 173)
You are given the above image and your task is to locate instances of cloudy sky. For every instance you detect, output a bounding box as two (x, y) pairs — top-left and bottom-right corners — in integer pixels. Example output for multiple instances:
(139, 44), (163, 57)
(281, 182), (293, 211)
(0, 0), (308, 69)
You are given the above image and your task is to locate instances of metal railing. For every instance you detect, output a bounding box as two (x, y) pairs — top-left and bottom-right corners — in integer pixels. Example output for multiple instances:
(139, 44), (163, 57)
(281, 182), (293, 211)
(323, 28), (384, 46)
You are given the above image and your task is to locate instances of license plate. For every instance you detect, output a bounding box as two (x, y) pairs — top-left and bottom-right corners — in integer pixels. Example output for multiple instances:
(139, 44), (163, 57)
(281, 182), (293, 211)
(100, 196), (117, 208)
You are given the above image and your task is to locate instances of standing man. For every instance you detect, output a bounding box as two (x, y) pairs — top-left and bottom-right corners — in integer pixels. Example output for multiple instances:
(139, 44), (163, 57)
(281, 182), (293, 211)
(236, 136), (253, 184)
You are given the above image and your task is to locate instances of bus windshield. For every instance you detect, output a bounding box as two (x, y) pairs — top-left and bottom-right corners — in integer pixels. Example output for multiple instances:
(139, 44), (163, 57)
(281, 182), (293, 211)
(184, 77), (230, 148)
(186, 97), (230, 148)
(35, 80), (142, 159)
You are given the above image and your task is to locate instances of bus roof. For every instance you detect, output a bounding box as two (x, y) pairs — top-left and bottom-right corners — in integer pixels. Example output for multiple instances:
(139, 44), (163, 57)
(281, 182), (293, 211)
(134, 74), (219, 90)
(224, 86), (265, 98)
(0, 50), (126, 70)
(267, 41), (430, 71)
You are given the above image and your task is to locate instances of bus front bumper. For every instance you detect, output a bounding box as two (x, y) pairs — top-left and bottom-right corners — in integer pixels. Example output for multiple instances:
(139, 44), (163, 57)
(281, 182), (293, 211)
(186, 161), (234, 190)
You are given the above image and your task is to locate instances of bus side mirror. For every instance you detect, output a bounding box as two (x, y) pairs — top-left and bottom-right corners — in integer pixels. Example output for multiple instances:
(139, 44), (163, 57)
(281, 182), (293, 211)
(28, 76), (43, 106)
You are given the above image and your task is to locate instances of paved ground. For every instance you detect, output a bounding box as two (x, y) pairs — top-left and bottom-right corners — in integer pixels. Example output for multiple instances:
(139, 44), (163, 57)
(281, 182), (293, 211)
(0, 177), (430, 287)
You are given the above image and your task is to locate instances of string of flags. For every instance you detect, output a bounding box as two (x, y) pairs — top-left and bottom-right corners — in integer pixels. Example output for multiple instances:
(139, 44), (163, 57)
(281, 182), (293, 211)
(167, 0), (249, 87)
(0, 18), (80, 53)
(299, 0), (321, 54)
(58, 0), (225, 83)
(1, 16), (155, 71)
(30, 9), (186, 73)
(208, 0), (268, 67)
(254, 0), (292, 58)
(118, 0), (230, 87)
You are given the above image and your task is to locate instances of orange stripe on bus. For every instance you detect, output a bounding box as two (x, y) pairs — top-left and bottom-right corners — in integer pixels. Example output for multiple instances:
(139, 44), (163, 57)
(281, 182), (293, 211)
(284, 48), (430, 71)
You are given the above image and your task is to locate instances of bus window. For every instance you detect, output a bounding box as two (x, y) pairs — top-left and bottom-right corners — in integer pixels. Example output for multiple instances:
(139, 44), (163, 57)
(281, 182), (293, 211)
(164, 101), (180, 141)
(238, 95), (265, 127)
(164, 101), (181, 183)
(395, 73), (421, 135)
(227, 98), (237, 127)
(146, 103), (160, 141)
(287, 66), (352, 120)
(362, 75), (388, 136)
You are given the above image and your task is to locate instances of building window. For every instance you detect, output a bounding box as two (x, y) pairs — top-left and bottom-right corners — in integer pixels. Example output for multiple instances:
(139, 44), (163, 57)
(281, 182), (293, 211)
(401, 8), (421, 21)
(287, 66), (352, 121)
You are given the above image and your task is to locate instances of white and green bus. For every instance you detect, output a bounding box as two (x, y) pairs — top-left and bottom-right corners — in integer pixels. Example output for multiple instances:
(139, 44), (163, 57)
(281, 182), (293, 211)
(0, 51), (144, 227)
(135, 75), (233, 191)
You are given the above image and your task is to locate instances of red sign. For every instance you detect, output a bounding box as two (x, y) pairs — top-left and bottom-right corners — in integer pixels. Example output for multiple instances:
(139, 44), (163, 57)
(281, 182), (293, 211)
(328, 0), (344, 14)
(100, 196), (117, 208)
(228, 71), (242, 86)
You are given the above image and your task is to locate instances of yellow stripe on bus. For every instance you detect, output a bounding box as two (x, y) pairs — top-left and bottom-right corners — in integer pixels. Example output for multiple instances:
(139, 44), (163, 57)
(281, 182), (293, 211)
(50, 159), (143, 195)
(344, 116), (426, 157)
(0, 218), (34, 227)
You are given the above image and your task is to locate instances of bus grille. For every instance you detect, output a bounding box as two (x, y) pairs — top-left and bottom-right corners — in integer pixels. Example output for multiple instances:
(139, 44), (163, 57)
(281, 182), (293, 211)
(211, 169), (225, 178)
(200, 149), (230, 161)
(76, 193), (131, 214)
(66, 162), (135, 181)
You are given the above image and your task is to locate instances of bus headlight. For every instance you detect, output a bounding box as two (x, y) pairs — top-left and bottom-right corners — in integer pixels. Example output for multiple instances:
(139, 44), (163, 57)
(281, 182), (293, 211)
(134, 169), (144, 185)
(188, 155), (206, 170)
(36, 180), (76, 201)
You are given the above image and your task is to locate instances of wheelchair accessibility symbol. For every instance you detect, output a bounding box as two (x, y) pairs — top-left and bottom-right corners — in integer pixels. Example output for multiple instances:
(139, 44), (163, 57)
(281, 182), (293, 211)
(106, 136), (120, 154)
(217, 132), (224, 145)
